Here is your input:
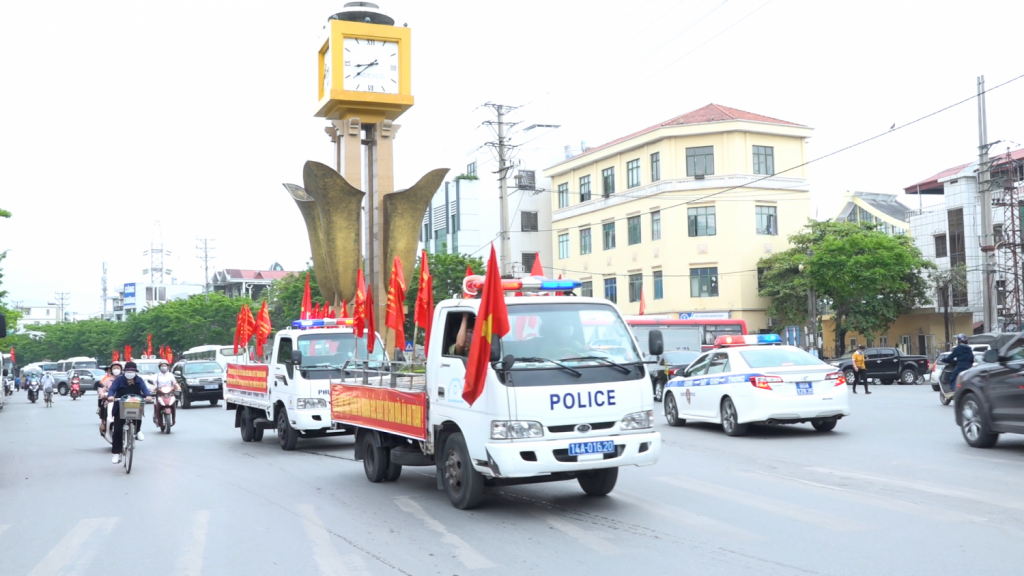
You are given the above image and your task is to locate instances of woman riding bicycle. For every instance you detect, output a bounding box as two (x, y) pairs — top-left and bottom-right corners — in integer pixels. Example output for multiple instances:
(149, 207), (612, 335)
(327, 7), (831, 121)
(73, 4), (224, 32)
(106, 361), (152, 464)
(98, 363), (121, 435)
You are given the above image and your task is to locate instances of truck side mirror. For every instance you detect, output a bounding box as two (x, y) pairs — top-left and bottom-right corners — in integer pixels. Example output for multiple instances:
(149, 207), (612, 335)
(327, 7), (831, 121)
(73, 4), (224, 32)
(648, 330), (664, 357)
(983, 349), (1000, 364)
(490, 336), (502, 362)
(0, 313), (6, 338)
(290, 350), (303, 365)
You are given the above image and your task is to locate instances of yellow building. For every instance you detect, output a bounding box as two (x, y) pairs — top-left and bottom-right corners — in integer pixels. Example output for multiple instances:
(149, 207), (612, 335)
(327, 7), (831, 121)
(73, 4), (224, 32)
(543, 104), (813, 332)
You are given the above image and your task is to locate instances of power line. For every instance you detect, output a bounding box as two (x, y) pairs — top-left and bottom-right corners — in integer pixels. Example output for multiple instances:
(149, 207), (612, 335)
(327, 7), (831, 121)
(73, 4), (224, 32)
(54, 292), (70, 323)
(196, 238), (215, 301)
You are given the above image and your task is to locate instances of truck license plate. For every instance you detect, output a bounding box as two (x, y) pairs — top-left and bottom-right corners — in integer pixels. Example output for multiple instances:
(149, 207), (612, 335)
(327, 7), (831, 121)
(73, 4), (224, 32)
(568, 441), (615, 456)
(204, 384), (219, 390)
(796, 382), (814, 395)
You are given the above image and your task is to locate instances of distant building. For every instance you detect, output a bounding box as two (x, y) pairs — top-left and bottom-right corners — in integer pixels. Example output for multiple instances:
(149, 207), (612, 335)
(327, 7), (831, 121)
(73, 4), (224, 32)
(17, 304), (63, 326)
(211, 263), (297, 299)
(120, 281), (205, 316)
(833, 191), (909, 235)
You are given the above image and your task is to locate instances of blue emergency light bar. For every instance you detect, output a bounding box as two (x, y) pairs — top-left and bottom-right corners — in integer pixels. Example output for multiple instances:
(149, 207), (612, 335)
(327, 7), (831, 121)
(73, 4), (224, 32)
(290, 318), (354, 329)
(714, 333), (782, 347)
(463, 276), (582, 296)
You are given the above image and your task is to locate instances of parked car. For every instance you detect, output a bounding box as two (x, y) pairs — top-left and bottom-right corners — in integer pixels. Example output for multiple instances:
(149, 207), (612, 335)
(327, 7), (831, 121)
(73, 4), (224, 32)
(651, 350), (700, 402)
(830, 347), (929, 385)
(955, 335), (1024, 447)
(172, 360), (225, 408)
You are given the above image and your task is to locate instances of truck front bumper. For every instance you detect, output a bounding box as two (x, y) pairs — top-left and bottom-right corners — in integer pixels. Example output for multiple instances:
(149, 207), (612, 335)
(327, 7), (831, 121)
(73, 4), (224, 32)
(289, 408), (331, 431)
(482, 431), (661, 478)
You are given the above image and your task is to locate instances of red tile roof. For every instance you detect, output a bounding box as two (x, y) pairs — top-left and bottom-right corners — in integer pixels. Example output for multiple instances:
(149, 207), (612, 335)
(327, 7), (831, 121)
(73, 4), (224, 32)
(224, 269), (296, 281)
(904, 148), (1024, 194)
(548, 104), (806, 170)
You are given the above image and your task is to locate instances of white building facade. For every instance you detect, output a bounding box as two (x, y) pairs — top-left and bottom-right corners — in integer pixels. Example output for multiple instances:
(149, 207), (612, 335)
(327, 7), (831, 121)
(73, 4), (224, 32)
(17, 305), (63, 326)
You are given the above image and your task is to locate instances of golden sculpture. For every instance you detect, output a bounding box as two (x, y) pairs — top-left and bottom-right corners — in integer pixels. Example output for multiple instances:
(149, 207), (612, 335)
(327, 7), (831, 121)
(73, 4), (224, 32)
(283, 183), (338, 307)
(383, 168), (449, 291)
(301, 161), (365, 304)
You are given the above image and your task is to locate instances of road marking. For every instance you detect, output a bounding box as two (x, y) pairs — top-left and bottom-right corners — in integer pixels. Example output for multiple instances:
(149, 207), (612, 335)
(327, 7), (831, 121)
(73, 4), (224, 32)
(174, 510), (210, 576)
(749, 471), (987, 523)
(393, 496), (496, 569)
(27, 517), (118, 576)
(534, 512), (620, 554)
(298, 504), (372, 576)
(614, 493), (762, 540)
(655, 476), (868, 531)
(807, 467), (1024, 512)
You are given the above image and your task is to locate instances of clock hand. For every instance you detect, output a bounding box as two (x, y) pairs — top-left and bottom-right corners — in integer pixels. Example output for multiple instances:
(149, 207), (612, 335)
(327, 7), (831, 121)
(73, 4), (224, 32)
(353, 60), (379, 78)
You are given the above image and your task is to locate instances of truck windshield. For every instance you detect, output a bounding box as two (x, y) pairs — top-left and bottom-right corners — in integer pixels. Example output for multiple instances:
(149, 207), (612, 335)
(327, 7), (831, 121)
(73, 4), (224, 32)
(297, 333), (386, 369)
(503, 303), (642, 369)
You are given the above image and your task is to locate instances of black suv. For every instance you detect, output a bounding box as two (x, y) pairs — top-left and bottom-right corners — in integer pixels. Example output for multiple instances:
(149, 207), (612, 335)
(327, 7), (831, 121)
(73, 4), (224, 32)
(955, 334), (1024, 448)
(172, 360), (225, 408)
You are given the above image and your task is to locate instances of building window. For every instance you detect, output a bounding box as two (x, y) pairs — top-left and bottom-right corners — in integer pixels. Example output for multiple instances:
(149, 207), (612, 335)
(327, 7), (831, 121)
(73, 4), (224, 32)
(653, 270), (663, 299)
(580, 228), (592, 255)
(687, 206), (716, 237)
(628, 273), (643, 303)
(627, 215), (641, 245)
(603, 222), (616, 250)
(557, 183), (569, 209)
(604, 277), (617, 303)
(627, 159), (641, 188)
(879, 336), (889, 347)
(994, 224), (1004, 244)
(651, 152), (660, 182)
(581, 281), (593, 297)
(522, 252), (536, 274)
(521, 211), (539, 232)
(753, 145), (774, 175)
(756, 205), (777, 235)
(650, 211), (661, 241)
(466, 161), (476, 177)
(434, 228), (447, 254)
(558, 233), (569, 260)
(450, 215), (459, 254)
(579, 175), (591, 202)
(602, 167), (615, 196)
(997, 280), (1007, 306)
(686, 146), (714, 176)
(934, 234), (948, 258)
(690, 267), (719, 298)
(948, 208), (966, 267)
(857, 206), (874, 224)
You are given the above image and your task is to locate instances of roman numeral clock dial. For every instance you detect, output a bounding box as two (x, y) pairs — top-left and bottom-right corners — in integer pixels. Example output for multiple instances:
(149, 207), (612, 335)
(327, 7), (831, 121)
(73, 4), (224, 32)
(342, 37), (399, 94)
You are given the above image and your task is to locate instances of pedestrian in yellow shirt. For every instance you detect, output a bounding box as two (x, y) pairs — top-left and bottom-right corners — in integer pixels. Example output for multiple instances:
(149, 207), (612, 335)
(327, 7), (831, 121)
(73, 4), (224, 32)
(851, 345), (871, 394)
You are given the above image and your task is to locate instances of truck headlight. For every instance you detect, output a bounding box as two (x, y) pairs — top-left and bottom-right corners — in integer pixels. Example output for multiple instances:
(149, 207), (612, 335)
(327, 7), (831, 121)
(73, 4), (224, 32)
(490, 420), (544, 439)
(296, 398), (328, 409)
(620, 410), (654, 430)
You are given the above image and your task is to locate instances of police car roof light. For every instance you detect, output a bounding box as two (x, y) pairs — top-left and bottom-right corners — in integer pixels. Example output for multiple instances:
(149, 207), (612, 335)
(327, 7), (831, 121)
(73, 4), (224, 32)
(714, 334), (781, 347)
(290, 317), (355, 329)
(462, 275), (582, 297)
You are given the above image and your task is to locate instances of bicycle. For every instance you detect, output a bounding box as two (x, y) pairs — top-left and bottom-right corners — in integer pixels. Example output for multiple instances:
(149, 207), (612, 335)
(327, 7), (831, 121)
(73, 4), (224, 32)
(119, 395), (145, 474)
(44, 388), (53, 408)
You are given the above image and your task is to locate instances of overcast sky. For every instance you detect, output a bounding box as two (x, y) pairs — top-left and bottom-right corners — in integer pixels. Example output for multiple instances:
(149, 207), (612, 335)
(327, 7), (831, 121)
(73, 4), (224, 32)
(2, 0), (1022, 315)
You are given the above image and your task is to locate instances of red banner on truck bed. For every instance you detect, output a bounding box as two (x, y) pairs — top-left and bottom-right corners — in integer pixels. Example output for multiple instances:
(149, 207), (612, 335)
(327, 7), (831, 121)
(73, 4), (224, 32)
(330, 384), (427, 441)
(226, 364), (269, 394)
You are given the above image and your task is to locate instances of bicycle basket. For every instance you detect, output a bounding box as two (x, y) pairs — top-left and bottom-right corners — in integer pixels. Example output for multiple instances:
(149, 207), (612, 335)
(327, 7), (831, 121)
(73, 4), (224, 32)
(119, 398), (144, 419)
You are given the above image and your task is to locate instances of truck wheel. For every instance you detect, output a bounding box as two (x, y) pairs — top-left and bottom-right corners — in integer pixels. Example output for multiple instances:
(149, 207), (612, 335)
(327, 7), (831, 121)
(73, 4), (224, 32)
(899, 369), (917, 385)
(577, 467), (618, 497)
(240, 408), (255, 442)
(253, 426), (264, 442)
(59, 384), (68, 396)
(881, 379), (894, 385)
(210, 399), (219, 406)
(385, 461), (403, 482)
(362, 433), (389, 483)
(442, 432), (485, 510)
(277, 409), (299, 451)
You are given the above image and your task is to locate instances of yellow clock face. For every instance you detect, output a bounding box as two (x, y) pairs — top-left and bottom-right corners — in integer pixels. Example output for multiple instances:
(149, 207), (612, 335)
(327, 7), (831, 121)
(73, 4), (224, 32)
(342, 37), (399, 94)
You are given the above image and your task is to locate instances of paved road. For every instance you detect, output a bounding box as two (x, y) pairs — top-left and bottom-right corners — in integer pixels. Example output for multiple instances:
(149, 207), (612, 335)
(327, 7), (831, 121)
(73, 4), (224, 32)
(1, 384), (1022, 576)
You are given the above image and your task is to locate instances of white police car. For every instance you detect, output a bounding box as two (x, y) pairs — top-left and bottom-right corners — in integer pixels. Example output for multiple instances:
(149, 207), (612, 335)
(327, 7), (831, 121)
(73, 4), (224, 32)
(662, 334), (849, 436)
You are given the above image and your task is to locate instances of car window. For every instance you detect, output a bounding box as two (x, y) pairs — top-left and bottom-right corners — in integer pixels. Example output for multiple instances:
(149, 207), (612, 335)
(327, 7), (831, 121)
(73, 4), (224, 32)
(739, 347), (824, 368)
(662, 351), (699, 366)
(706, 353), (730, 374)
(686, 354), (713, 377)
(1003, 337), (1024, 361)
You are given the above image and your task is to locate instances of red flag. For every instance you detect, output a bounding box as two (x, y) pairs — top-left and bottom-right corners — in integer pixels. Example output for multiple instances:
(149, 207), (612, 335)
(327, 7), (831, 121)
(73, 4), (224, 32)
(364, 283), (377, 354)
(327, 305), (336, 319)
(340, 298), (350, 318)
(113, 350), (120, 363)
(312, 302), (320, 319)
(255, 301), (272, 358)
(414, 251), (435, 357)
(166, 347), (173, 364)
(10, 347), (15, 364)
(301, 272), (312, 320)
(530, 252), (544, 277)
(386, 256), (407, 354)
(463, 245), (510, 406)
(639, 288), (647, 315)
(125, 345), (132, 362)
(146, 333), (153, 357)
(233, 307), (242, 354)
(462, 264), (475, 299)
(237, 305), (256, 351)
(353, 269), (367, 338)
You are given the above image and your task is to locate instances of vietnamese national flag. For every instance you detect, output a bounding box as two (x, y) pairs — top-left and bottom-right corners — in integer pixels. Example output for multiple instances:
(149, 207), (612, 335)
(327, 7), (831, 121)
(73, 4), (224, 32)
(340, 298), (350, 318)
(255, 300), (272, 358)
(462, 264), (475, 299)
(530, 252), (544, 277)
(300, 272), (312, 320)
(414, 251), (435, 357)
(113, 350), (120, 363)
(146, 333), (153, 357)
(125, 345), (132, 362)
(312, 302), (320, 320)
(639, 288), (647, 315)
(353, 269), (367, 338)
(9, 347), (14, 364)
(238, 305), (256, 350)
(463, 245), (510, 406)
(385, 256), (407, 355)
(327, 305), (336, 319)
(364, 283), (377, 354)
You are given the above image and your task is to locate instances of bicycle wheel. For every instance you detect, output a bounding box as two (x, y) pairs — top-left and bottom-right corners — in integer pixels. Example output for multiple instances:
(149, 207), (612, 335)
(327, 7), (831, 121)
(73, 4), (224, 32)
(124, 422), (134, 474)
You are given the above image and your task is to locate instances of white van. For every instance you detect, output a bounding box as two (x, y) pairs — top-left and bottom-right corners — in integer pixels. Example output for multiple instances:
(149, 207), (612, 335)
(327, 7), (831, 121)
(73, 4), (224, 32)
(183, 345), (248, 370)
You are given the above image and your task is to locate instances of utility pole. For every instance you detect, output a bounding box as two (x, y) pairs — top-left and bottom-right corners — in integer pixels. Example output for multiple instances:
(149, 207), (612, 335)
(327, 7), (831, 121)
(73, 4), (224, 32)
(978, 75), (997, 332)
(196, 238), (215, 300)
(483, 103), (519, 275)
(102, 262), (108, 319)
(54, 292), (70, 323)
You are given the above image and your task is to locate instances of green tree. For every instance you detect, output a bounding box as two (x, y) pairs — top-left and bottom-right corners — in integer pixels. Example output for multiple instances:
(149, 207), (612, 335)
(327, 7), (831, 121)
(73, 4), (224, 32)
(759, 220), (935, 356)
(929, 264), (968, 348)
(121, 293), (255, 354)
(402, 252), (484, 342)
(266, 266), (323, 330)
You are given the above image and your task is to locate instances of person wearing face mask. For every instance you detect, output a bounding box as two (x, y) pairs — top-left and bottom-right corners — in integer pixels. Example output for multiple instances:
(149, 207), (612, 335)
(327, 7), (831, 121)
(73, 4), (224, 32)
(152, 360), (179, 426)
(106, 361), (152, 464)
(97, 363), (121, 435)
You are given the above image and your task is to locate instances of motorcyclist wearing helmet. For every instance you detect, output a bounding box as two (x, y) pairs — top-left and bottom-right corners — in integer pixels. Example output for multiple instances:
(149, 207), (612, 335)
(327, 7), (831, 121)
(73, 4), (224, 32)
(106, 361), (152, 464)
(944, 334), (975, 397)
(152, 360), (179, 426)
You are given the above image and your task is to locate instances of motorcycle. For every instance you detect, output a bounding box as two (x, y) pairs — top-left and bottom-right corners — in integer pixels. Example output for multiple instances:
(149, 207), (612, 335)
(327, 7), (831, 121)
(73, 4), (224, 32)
(27, 381), (39, 403)
(154, 384), (177, 434)
(69, 378), (82, 400)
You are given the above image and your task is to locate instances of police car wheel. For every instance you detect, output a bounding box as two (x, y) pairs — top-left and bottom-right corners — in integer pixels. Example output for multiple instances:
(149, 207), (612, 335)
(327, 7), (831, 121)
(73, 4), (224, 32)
(811, 418), (837, 432)
(721, 397), (749, 437)
(665, 394), (685, 427)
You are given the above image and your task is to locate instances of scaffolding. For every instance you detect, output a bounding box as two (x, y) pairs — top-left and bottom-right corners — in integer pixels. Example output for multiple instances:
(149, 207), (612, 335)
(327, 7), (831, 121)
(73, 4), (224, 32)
(992, 151), (1024, 331)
